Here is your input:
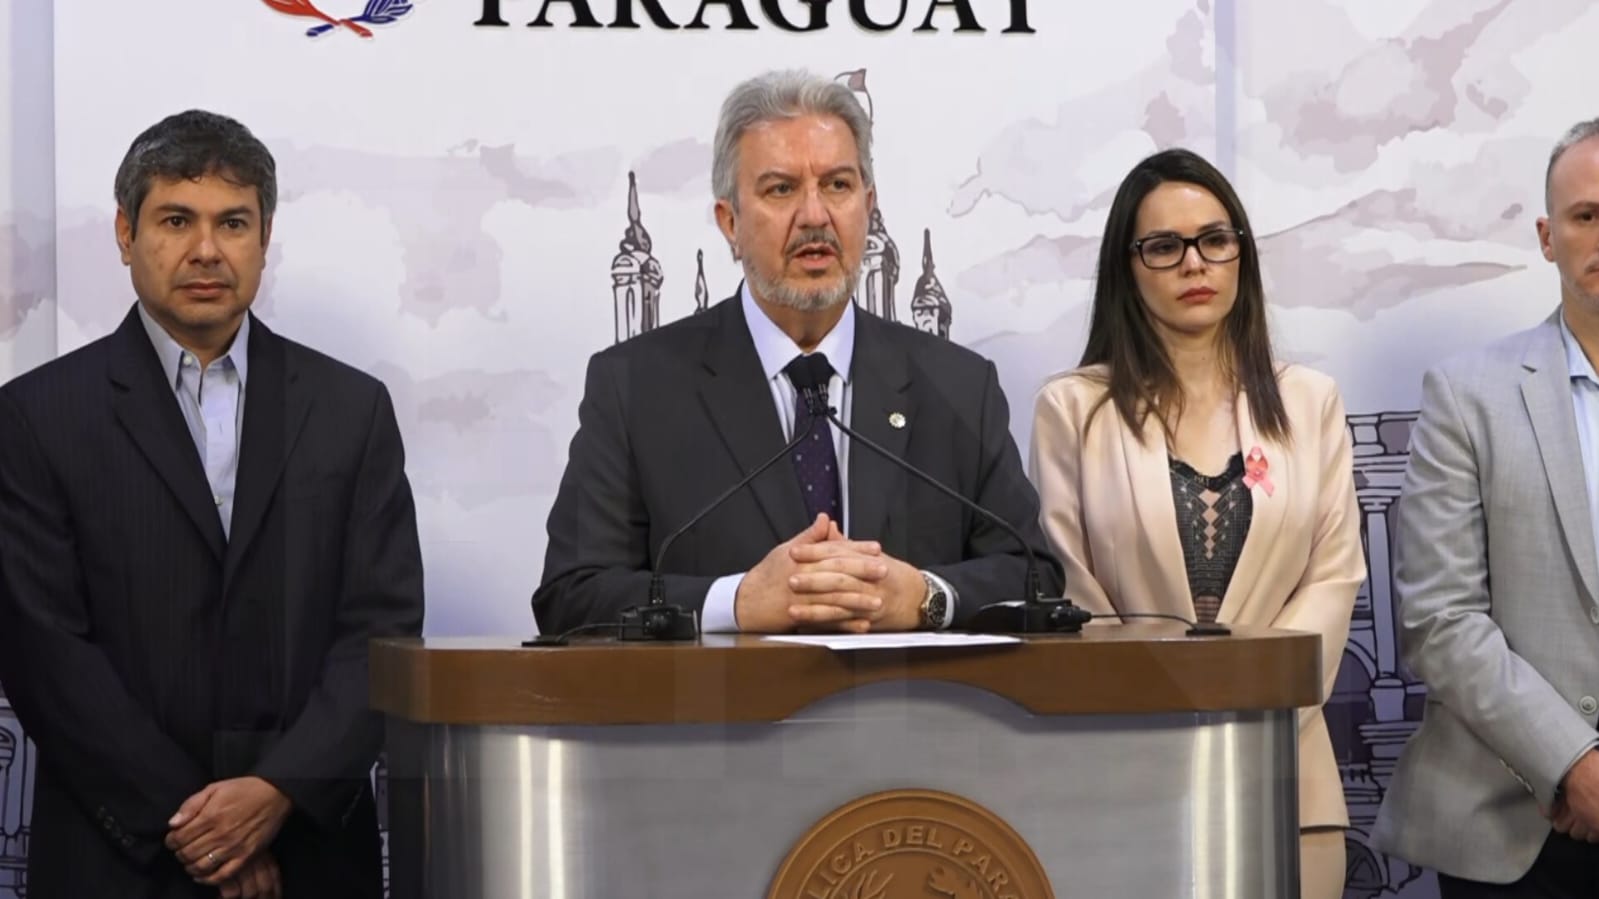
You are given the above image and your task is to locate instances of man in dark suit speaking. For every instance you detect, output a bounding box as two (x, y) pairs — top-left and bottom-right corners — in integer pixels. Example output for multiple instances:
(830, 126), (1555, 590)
(534, 70), (1060, 636)
(0, 110), (423, 897)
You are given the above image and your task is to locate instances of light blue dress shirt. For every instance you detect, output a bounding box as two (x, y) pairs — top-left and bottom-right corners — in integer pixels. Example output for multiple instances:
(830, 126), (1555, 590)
(1556, 311), (1599, 789)
(1560, 311), (1599, 573)
(137, 304), (248, 539)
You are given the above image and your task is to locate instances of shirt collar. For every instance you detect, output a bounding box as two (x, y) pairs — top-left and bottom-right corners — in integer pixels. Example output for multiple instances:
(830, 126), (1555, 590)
(137, 303), (250, 388)
(1559, 310), (1599, 386)
(739, 281), (855, 386)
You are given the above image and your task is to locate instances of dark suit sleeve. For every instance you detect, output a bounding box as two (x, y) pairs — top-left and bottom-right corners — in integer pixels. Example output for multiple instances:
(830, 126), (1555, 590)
(926, 361), (1065, 626)
(252, 385), (424, 830)
(0, 390), (210, 866)
(533, 352), (717, 635)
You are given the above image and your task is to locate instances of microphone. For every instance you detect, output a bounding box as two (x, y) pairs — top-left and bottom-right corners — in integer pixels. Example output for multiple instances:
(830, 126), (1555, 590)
(616, 393), (827, 641)
(789, 353), (1092, 634)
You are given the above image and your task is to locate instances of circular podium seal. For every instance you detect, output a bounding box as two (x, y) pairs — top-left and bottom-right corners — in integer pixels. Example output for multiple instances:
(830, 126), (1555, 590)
(766, 789), (1054, 899)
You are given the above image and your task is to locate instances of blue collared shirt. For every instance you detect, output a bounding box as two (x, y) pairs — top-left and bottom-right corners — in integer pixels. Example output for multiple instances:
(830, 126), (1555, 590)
(137, 304), (249, 539)
(1560, 312), (1599, 568)
(1556, 312), (1599, 784)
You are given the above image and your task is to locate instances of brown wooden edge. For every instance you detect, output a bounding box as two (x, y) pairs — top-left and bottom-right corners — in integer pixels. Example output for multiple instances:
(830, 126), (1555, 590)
(371, 625), (1320, 726)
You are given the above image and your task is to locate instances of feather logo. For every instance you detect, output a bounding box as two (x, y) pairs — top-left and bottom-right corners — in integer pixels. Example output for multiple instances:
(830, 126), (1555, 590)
(259, 0), (417, 39)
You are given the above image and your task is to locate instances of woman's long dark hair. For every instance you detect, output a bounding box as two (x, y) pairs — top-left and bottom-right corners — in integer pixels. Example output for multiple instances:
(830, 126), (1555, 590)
(1077, 148), (1289, 445)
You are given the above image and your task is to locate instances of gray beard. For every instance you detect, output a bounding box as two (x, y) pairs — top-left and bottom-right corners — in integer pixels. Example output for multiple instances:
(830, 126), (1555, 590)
(745, 261), (858, 312)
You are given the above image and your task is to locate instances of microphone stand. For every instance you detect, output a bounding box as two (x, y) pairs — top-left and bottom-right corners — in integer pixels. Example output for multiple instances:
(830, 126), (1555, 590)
(616, 412), (825, 641)
(806, 388), (1092, 634)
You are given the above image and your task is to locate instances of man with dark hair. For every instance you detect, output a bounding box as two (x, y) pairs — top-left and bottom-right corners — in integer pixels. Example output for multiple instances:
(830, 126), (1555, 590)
(0, 109), (423, 897)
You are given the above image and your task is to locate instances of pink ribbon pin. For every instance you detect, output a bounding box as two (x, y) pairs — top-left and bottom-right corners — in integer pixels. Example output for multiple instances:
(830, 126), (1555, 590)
(1242, 446), (1275, 497)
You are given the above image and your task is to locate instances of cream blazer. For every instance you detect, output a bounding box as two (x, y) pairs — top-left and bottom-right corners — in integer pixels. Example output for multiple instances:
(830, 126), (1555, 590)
(1029, 364), (1366, 828)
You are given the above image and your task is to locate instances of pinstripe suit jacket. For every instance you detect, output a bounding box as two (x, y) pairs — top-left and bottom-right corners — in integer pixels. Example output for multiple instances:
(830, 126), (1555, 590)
(1371, 313), (1599, 882)
(0, 305), (423, 897)
(532, 294), (1062, 634)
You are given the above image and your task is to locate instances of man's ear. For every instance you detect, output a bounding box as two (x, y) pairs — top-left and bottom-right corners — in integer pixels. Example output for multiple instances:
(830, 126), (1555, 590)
(714, 198), (740, 261)
(115, 208), (135, 265)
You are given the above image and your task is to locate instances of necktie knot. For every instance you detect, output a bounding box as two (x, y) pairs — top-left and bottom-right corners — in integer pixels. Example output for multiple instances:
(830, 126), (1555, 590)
(784, 353), (834, 420)
(783, 353), (835, 391)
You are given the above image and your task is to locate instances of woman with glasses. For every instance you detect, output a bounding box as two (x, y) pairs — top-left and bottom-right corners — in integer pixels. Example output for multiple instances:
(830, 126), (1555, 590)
(1028, 148), (1366, 899)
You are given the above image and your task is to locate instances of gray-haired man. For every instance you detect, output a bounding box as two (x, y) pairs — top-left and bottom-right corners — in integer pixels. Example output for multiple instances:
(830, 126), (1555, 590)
(534, 70), (1060, 636)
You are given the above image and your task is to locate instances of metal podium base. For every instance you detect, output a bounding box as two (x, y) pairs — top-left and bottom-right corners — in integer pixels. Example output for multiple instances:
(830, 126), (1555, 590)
(386, 681), (1298, 898)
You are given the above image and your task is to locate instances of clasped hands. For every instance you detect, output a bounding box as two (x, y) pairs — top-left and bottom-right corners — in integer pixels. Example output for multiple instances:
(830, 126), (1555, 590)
(164, 775), (292, 898)
(736, 514), (927, 633)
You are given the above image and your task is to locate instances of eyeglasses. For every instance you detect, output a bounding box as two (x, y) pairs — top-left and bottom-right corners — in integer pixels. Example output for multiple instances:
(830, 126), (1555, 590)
(1129, 228), (1245, 270)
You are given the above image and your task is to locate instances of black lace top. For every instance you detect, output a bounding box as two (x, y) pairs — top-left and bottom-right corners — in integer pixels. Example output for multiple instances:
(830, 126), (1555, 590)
(1169, 452), (1252, 623)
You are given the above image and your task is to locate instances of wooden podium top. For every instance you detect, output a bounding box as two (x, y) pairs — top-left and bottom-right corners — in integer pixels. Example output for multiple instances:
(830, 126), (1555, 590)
(370, 624), (1320, 726)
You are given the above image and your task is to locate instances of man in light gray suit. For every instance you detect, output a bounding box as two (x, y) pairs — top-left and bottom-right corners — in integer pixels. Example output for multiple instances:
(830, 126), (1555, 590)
(1371, 118), (1599, 896)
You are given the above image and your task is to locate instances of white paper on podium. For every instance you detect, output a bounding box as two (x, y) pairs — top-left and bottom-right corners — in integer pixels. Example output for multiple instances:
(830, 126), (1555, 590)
(760, 633), (1022, 651)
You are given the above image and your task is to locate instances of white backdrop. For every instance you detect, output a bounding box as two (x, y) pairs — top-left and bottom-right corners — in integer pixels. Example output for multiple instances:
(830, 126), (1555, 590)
(47, 0), (1235, 638)
(5, 2), (1598, 896)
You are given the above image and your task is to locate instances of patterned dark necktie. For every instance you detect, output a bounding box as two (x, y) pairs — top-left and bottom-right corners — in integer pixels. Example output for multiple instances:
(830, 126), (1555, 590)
(783, 354), (842, 527)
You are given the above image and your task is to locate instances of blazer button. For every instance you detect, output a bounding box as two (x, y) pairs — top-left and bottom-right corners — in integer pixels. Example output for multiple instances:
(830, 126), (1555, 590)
(1582, 696), (1598, 716)
(1591, 607), (1599, 625)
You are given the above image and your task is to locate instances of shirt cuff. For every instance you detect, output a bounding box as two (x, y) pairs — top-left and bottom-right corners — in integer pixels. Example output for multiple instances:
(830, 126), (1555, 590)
(922, 570), (958, 630)
(701, 573), (745, 633)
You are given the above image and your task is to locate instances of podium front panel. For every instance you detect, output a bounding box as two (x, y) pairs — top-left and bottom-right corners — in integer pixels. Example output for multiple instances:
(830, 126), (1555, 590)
(386, 680), (1298, 898)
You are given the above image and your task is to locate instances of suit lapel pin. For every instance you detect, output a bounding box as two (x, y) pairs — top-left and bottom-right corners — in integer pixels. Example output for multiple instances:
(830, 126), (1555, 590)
(1242, 445), (1275, 497)
(888, 412), (907, 429)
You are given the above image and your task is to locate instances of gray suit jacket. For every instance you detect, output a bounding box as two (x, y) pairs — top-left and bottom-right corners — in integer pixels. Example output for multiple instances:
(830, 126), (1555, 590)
(1370, 313), (1599, 882)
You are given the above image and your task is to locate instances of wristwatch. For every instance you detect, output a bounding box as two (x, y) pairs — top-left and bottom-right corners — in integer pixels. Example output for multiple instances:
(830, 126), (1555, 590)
(919, 572), (949, 630)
